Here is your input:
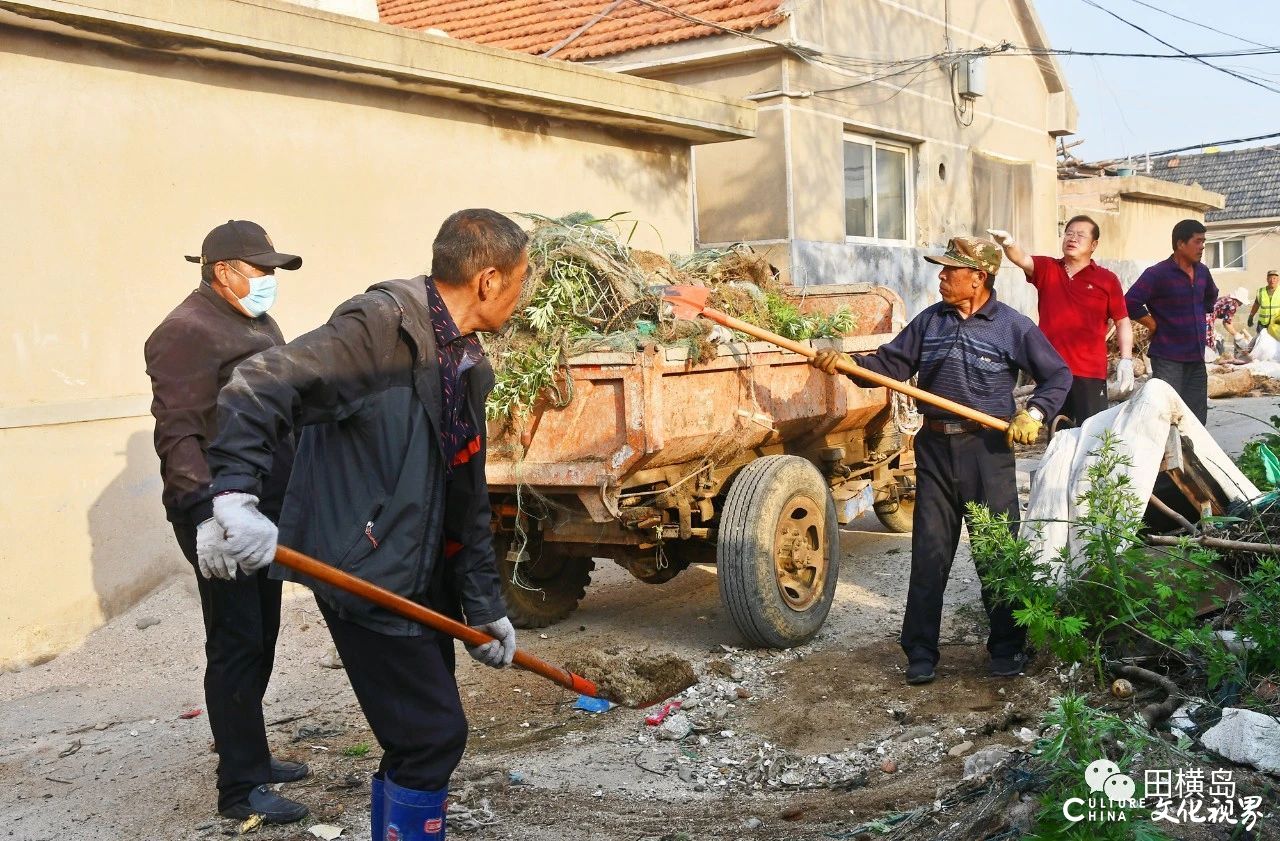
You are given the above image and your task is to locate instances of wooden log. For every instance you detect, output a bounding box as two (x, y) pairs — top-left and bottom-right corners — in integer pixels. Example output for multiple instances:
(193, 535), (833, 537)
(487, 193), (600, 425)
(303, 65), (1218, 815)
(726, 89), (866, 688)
(1207, 368), (1254, 399)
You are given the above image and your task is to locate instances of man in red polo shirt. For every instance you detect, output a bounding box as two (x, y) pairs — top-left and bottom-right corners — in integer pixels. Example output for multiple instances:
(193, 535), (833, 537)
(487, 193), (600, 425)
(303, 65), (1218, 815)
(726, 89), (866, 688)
(987, 216), (1133, 423)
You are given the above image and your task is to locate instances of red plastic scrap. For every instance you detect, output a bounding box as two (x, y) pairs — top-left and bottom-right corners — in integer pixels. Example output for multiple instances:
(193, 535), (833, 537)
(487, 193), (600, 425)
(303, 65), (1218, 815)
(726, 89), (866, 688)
(179, 708), (203, 720)
(644, 700), (682, 726)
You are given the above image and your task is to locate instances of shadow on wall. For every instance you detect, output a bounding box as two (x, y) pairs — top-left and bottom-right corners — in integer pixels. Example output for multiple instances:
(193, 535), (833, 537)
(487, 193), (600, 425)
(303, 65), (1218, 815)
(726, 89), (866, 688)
(88, 428), (185, 623)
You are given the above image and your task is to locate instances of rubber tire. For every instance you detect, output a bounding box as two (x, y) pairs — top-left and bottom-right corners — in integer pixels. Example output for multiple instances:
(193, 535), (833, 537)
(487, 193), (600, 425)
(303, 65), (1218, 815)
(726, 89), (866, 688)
(717, 455), (840, 648)
(874, 496), (915, 534)
(497, 536), (594, 629)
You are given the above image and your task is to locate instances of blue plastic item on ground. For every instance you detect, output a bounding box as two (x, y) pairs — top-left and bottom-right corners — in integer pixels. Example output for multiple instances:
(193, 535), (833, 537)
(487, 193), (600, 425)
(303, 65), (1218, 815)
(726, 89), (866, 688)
(573, 694), (613, 713)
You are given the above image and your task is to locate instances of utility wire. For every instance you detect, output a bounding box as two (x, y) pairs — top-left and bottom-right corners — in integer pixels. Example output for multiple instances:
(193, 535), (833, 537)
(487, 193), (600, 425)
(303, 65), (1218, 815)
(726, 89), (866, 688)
(1138, 131), (1280, 159)
(1017, 46), (1280, 59)
(1076, 0), (1280, 96)
(1117, 0), (1278, 52)
(542, 0), (627, 58)
(1078, 131), (1280, 167)
(572, 0), (1280, 105)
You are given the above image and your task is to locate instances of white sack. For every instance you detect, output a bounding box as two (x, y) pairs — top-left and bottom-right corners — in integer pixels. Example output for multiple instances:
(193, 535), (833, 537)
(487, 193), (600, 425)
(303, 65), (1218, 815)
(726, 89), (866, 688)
(1252, 329), (1280, 363)
(1021, 378), (1260, 579)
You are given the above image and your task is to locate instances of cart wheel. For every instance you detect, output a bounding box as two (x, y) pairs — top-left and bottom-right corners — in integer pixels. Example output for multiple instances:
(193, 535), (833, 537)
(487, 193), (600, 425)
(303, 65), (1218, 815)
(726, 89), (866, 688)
(718, 455), (839, 648)
(874, 494), (915, 534)
(498, 535), (594, 629)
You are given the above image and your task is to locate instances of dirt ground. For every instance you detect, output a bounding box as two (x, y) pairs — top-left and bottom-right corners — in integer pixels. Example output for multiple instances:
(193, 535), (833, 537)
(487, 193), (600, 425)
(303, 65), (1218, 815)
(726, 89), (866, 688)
(4, 397), (1280, 841)
(1, 509), (1054, 841)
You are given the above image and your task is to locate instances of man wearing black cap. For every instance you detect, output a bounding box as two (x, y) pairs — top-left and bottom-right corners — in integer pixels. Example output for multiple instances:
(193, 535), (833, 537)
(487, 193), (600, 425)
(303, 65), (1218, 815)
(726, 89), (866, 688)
(144, 220), (309, 823)
(811, 237), (1070, 685)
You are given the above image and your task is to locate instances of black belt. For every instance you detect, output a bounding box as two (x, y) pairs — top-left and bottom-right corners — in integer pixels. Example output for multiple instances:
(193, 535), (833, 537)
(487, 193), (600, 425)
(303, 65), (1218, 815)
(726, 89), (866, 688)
(925, 418), (990, 435)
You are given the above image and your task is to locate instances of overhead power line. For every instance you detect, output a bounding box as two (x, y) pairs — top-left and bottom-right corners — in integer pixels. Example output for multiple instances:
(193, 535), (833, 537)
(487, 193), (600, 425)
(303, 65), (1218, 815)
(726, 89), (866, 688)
(1076, 0), (1280, 96)
(585, 0), (1280, 105)
(1136, 130), (1280, 160)
(1118, 0), (1278, 52)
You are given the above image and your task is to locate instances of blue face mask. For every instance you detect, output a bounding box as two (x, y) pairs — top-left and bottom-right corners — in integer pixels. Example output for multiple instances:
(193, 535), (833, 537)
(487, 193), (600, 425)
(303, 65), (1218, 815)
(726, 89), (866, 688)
(230, 265), (277, 318)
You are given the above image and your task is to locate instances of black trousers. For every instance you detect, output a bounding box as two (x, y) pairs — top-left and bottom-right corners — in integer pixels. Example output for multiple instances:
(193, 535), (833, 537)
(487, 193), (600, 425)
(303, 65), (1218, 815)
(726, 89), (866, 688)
(173, 522), (282, 811)
(1061, 375), (1108, 424)
(1150, 356), (1208, 424)
(317, 598), (467, 791)
(902, 429), (1026, 666)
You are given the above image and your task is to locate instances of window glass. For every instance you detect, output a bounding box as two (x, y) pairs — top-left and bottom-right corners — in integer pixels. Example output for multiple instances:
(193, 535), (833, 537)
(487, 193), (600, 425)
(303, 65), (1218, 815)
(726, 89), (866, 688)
(876, 146), (907, 241)
(844, 141), (873, 238)
(1223, 239), (1244, 269)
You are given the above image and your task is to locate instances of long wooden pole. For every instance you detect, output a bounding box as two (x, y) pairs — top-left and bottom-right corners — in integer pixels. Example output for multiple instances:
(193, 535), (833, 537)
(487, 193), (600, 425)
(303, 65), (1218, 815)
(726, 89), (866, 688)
(700, 306), (1011, 432)
(273, 545), (601, 698)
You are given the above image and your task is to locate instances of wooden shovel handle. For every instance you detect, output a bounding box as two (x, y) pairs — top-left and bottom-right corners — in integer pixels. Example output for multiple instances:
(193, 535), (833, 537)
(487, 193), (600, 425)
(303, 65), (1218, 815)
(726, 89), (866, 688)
(701, 307), (1010, 433)
(273, 545), (600, 698)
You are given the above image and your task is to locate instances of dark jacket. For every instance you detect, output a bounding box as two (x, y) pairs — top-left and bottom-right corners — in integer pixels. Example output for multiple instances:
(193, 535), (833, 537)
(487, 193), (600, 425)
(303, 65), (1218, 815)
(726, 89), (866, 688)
(144, 283), (294, 524)
(857, 291), (1071, 422)
(206, 277), (504, 636)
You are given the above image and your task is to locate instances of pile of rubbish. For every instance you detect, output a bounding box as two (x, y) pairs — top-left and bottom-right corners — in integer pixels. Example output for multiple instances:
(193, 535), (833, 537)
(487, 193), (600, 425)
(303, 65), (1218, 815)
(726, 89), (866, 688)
(1105, 319), (1280, 399)
(484, 212), (855, 421)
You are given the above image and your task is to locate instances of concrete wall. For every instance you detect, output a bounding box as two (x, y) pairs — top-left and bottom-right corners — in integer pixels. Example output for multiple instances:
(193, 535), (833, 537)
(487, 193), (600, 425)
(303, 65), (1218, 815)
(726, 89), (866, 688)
(1205, 220), (1280, 303)
(0, 0), (751, 671)
(1059, 175), (1224, 267)
(612, 0), (1074, 320)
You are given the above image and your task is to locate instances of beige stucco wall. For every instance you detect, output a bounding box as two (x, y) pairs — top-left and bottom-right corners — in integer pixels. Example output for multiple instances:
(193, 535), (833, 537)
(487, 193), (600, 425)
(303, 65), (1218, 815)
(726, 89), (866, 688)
(609, 0), (1074, 317)
(0, 2), (750, 671)
(1059, 176), (1224, 267)
(1207, 220), (1280, 303)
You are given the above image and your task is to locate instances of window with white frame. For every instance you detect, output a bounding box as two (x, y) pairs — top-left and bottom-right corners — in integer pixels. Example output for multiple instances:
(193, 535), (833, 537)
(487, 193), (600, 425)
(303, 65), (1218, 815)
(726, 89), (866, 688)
(971, 153), (1032, 240)
(1204, 237), (1245, 270)
(844, 134), (911, 241)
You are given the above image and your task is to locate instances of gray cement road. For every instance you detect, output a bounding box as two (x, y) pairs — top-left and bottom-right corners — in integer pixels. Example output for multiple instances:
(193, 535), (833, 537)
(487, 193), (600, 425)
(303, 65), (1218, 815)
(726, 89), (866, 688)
(1208, 394), (1280, 457)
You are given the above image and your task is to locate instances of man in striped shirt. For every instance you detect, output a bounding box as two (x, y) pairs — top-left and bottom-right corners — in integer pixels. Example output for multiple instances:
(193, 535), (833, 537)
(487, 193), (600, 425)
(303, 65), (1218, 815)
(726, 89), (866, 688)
(1124, 219), (1218, 424)
(812, 237), (1070, 684)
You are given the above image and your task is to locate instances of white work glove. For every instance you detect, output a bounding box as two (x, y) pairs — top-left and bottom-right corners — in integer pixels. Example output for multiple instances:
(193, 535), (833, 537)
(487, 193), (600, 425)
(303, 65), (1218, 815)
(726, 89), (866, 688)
(986, 228), (1014, 246)
(213, 492), (277, 573)
(1113, 358), (1135, 395)
(195, 517), (238, 581)
(466, 617), (516, 668)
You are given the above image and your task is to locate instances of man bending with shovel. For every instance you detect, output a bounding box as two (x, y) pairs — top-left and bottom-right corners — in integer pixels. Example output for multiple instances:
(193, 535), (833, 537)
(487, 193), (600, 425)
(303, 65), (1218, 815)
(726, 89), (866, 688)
(811, 237), (1070, 684)
(200, 209), (526, 840)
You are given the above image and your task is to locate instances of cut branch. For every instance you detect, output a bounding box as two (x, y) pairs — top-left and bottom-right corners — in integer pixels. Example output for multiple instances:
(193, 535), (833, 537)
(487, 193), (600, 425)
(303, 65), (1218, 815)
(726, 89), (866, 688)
(1145, 534), (1280, 555)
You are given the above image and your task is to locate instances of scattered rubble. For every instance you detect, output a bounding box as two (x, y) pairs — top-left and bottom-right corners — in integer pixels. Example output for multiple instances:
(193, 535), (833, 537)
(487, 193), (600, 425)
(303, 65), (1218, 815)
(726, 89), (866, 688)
(963, 746), (1014, 780)
(655, 713), (692, 741)
(318, 645), (344, 670)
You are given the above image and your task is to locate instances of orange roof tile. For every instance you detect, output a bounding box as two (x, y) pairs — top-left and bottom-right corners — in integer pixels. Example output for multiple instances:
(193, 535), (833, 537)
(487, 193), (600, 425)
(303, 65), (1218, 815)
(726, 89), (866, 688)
(378, 1), (787, 61)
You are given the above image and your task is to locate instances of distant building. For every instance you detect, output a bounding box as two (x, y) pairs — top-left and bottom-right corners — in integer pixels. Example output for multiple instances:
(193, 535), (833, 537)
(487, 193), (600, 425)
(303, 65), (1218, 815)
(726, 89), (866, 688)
(1146, 145), (1280, 292)
(380, 0), (1079, 317)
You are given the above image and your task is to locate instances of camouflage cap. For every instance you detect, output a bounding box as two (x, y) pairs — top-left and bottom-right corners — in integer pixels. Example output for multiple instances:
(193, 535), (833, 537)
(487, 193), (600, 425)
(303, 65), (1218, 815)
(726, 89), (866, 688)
(924, 236), (1001, 275)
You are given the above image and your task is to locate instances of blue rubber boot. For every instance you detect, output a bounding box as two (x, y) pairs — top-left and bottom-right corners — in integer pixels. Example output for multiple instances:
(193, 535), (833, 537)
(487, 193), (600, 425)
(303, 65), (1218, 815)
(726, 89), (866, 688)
(370, 773), (385, 841)
(384, 772), (448, 840)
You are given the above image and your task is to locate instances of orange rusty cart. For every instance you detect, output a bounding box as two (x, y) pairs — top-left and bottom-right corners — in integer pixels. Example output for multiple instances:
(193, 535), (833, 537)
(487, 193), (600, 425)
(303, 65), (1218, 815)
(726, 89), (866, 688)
(486, 284), (917, 648)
